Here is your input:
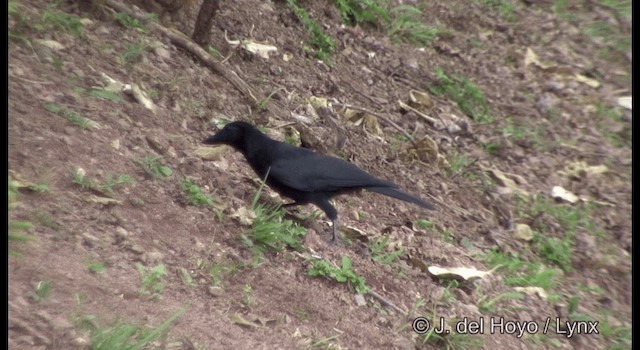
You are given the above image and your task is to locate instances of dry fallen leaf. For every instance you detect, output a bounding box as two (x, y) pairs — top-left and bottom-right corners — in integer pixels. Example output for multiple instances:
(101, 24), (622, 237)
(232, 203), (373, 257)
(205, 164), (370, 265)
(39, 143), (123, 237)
(524, 47), (555, 70)
(513, 286), (548, 300)
(551, 186), (578, 204)
(195, 146), (229, 161)
(427, 266), (492, 281)
(559, 161), (608, 179)
(481, 166), (529, 197)
(231, 206), (256, 226)
(339, 225), (369, 241)
(308, 96), (328, 109)
(574, 73), (600, 88)
(409, 90), (432, 109)
(84, 195), (122, 205)
(230, 314), (260, 328)
(617, 96), (631, 110)
(226, 32), (278, 59)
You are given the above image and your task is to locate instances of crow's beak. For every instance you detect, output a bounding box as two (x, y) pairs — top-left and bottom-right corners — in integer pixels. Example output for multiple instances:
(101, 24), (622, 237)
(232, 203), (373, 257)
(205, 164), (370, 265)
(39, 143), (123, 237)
(202, 134), (219, 145)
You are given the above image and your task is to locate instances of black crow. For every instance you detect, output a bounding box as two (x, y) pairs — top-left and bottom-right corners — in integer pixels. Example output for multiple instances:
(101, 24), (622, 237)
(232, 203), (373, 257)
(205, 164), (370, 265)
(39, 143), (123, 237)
(203, 121), (436, 243)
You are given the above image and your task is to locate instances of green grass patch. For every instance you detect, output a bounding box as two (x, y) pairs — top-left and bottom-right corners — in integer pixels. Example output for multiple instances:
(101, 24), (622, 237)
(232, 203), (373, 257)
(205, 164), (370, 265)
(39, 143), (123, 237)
(370, 235), (404, 264)
(137, 155), (173, 179)
(119, 40), (154, 66)
(242, 203), (307, 254)
(32, 280), (52, 302)
(308, 256), (369, 294)
(37, 2), (84, 37)
(90, 88), (124, 103)
(91, 308), (187, 350)
(430, 68), (493, 123)
(87, 261), (107, 274)
(136, 263), (166, 300)
(181, 178), (214, 206)
(388, 5), (439, 45)
(44, 103), (98, 130)
(483, 248), (560, 290)
(478, 0), (517, 21)
(113, 12), (147, 31)
(334, 0), (391, 27)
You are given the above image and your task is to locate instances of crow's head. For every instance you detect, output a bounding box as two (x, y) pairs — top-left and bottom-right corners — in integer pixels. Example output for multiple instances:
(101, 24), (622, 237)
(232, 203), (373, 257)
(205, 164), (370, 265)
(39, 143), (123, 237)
(203, 121), (257, 150)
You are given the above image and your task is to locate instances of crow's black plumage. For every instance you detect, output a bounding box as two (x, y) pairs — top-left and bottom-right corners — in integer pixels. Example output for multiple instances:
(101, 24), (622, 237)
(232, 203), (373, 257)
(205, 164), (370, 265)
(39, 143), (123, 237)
(203, 121), (436, 243)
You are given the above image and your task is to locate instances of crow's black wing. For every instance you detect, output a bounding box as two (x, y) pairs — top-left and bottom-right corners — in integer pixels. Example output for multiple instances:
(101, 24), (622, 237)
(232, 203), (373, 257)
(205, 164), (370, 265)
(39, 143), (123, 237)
(268, 152), (394, 193)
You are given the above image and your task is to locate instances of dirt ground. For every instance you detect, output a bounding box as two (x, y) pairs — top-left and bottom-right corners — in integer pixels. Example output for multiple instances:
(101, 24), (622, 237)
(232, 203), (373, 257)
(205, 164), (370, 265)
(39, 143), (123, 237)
(8, 0), (631, 349)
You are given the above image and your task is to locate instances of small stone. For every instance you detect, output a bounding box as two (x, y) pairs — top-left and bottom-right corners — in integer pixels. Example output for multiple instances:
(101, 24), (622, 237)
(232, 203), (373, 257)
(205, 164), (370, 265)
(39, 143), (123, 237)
(354, 294), (366, 307)
(154, 46), (171, 60)
(207, 286), (224, 297)
(143, 251), (164, 264)
(82, 232), (101, 247)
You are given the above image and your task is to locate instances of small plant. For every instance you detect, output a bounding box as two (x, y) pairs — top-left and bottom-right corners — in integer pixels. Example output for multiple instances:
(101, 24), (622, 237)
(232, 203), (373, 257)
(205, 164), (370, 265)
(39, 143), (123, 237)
(256, 88), (283, 111)
(137, 155), (173, 179)
(430, 68), (493, 123)
(101, 174), (134, 194)
(208, 262), (240, 286)
(113, 12), (147, 31)
(181, 178), (214, 206)
(207, 45), (221, 58)
(478, 0), (517, 21)
(334, 0), (391, 26)
(72, 168), (96, 190)
(33, 280), (52, 302)
(44, 103), (98, 130)
(483, 142), (502, 156)
(87, 261), (106, 274)
(119, 40), (153, 66)
(595, 103), (630, 148)
(136, 263), (166, 299)
(242, 284), (255, 307)
(535, 236), (573, 272)
(287, 0), (336, 61)
(370, 236), (404, 264)
(415, 219), (434, 230)
(447, 151), (472, 176)
(308, 256), (369, 294)
(91, 308), (187, 350)
(483, 249), (560, 290)
(8, 180), (33, 244)
(388, 5), (439, 45)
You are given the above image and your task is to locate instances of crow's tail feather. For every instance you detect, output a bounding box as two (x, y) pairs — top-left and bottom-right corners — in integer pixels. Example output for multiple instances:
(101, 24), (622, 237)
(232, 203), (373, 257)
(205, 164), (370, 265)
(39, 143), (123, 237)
(368, 187), (436, 211)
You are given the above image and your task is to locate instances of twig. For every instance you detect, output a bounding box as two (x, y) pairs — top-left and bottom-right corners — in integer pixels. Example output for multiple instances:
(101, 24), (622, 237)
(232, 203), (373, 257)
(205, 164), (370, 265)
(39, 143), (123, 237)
(368, 289), (408, 316)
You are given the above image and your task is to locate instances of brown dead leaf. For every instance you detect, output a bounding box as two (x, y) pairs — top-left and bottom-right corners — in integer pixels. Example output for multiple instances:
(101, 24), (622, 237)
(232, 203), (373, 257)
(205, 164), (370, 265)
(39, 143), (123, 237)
(524, 47), (555, 70)
(412, 135), (439, 163)
(574, 73), (600, 88)
(409, 90), (432, 109)
(230, 314), (260, 328)
(481, 165), (529, 197)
